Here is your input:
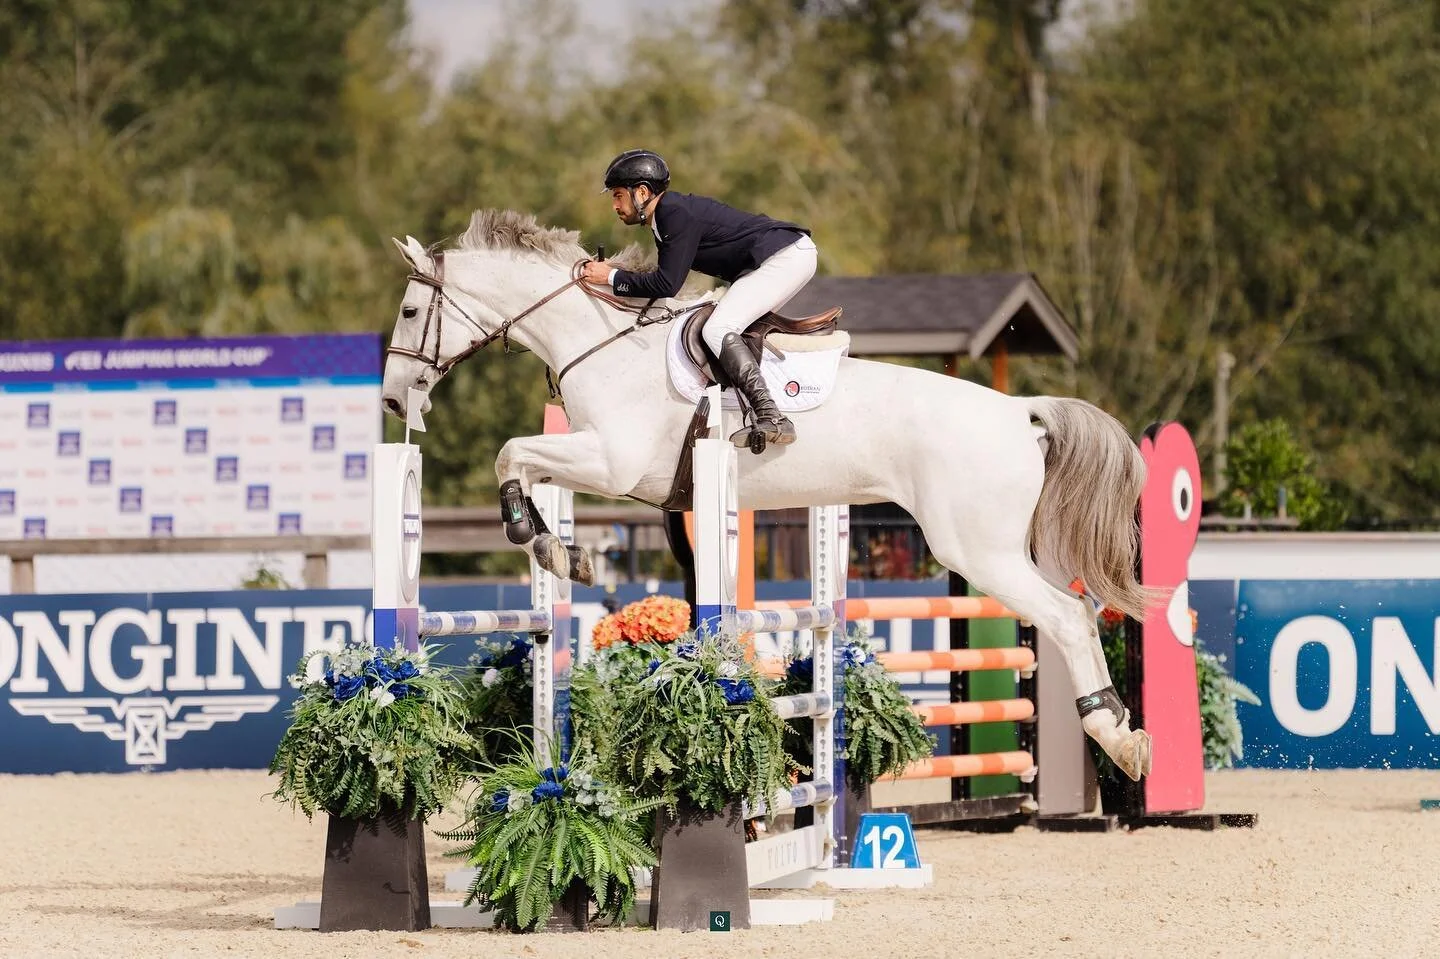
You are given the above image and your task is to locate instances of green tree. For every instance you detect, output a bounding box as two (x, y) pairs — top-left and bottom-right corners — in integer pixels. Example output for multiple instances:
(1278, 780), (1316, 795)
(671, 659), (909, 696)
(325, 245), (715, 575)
(1219, 419), (1348, 530)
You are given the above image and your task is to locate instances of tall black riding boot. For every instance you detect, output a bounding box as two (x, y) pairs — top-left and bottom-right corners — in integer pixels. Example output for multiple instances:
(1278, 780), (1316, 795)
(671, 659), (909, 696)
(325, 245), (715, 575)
(714, 332), (796, 450)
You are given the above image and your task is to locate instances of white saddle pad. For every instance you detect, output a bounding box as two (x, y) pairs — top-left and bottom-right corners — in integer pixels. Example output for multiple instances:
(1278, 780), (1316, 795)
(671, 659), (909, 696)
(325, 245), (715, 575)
(666, 318), (849, 413)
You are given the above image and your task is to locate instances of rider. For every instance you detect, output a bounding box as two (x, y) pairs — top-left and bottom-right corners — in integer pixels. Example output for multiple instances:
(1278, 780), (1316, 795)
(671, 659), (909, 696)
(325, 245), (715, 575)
(580, 148), (817, 448)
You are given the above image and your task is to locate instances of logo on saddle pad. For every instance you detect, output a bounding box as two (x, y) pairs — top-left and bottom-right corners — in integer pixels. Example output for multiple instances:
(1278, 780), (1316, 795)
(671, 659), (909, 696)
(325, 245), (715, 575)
(784, 380), (821, 398)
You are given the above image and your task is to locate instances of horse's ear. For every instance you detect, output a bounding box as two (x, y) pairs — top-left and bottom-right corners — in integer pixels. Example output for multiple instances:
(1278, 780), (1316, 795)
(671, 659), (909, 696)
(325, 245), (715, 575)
(391, 236), (431, 273)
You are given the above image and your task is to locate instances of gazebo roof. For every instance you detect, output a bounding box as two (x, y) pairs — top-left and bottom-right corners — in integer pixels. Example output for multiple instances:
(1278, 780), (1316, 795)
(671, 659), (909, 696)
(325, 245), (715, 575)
(781, 272), (1079, 361)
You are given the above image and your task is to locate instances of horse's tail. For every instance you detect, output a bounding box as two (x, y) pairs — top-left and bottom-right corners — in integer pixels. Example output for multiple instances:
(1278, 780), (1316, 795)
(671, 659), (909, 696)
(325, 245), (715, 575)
(1025, 396), (1159, 621)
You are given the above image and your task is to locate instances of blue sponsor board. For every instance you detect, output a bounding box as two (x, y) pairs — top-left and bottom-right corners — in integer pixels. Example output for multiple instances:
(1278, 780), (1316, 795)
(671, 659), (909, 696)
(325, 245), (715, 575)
(0, 581), (965, 774)
(1233, 580), (1440, 769)
(10, 576), (1430, 775)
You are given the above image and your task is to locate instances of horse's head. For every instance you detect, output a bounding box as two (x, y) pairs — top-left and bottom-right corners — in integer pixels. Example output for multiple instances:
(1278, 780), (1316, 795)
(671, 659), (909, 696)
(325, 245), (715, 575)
(381, 210), (651, 420)
(382, 234), (514, 420)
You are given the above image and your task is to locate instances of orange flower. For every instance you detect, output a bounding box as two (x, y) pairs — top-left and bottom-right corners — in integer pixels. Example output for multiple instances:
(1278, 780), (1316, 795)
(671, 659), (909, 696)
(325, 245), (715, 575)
(1099, 606), (1126, 627)
(1189, 608), (1199, 635)
(611, 594), (692, 645)
(591, 614), (623, 650)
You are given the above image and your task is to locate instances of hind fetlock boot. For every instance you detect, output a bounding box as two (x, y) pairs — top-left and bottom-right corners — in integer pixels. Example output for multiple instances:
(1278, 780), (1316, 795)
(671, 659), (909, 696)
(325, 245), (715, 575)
(715, 332), (796, 449)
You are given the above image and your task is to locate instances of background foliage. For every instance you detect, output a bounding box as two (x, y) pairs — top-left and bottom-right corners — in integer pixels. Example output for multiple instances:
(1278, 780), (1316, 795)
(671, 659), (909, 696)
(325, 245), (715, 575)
(4, 0), (1437, 523)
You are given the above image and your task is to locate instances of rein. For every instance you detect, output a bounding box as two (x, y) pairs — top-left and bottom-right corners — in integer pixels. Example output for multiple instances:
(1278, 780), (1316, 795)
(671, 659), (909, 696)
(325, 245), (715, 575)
(386, 251), (705, 397)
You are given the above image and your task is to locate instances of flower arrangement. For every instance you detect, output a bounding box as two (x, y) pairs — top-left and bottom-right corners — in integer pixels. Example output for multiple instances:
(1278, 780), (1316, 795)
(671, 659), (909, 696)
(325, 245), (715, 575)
(442, 737), (660, 933)
(776, 629), (934, 791)
(268, 643), (474, 820)
(1096, 605), (1261, 772)
(590, 594), (691, 650)
(460, 633), (536, 764)
(580, 626), (797, 815)
(571, 594), (693, 764)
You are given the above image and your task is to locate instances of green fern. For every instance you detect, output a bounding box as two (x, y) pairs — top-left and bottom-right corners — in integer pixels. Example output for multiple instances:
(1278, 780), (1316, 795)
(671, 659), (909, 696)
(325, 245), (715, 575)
(777, 629), (935, 792)
(440, 737), (661, 932)
(575, 633), (799, 815)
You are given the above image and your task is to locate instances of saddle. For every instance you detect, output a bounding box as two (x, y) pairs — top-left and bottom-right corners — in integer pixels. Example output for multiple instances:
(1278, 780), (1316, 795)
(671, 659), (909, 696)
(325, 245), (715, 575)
(681, 301), (843, 385)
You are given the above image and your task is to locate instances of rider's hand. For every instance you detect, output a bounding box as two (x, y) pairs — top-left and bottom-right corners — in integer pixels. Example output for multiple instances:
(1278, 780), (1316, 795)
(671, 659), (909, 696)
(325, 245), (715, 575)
(581, 260), (612, 285)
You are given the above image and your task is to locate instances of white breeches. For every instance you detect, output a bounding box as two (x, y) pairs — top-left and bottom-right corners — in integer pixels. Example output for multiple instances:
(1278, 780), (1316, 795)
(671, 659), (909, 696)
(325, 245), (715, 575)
(702, 235), (818, 354)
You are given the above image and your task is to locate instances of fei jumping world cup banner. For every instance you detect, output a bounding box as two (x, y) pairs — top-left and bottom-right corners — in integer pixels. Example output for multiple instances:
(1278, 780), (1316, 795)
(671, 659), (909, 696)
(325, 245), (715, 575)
(0, 334), (381, 540)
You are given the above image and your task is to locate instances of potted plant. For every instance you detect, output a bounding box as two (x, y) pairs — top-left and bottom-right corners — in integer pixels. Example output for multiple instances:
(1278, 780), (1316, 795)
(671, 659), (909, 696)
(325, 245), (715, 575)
(569, 595), (693, 768)
(775, 629), (934, 838)
(571, 595), (796, 931)
(268, 642), (474, 932)
(441, 736), (661, 933)
(459, 633), (536, 765)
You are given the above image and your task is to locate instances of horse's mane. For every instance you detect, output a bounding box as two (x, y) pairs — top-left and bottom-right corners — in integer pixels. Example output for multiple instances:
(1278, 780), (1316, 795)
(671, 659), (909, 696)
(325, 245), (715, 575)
(455, 208), (713, 301)
(457, 209), (584, 262)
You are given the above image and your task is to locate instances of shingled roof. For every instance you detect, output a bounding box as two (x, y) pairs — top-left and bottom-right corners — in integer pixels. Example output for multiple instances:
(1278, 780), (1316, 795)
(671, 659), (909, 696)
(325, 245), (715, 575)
(780, 272), (1079, 361)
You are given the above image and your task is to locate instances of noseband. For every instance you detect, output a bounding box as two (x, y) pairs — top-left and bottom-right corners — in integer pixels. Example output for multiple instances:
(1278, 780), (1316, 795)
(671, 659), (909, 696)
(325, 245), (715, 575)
(385, 249), (703, 392)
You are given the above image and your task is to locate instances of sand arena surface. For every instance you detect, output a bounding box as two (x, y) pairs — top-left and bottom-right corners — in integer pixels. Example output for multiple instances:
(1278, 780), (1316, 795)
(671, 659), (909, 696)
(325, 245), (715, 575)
(2, 769), (1439, 959)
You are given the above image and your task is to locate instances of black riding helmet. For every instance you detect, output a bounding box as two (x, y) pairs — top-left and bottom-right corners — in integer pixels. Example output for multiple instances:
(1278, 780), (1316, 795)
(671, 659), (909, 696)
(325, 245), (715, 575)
(602, 149), (670, 194)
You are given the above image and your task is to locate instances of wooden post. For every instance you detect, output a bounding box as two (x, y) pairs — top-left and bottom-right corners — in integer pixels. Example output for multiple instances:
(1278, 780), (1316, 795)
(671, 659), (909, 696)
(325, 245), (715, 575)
(991, 341), (1010, 394)
(303, 553), (329, 589)
(11, 557), (34, 594)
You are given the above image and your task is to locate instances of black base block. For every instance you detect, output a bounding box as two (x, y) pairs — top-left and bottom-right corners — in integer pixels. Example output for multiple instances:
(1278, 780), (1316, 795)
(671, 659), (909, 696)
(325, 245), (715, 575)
(319, 808), (431, 932)
(1120, 812), (1258, 830)
(649, 799), (750, 932)
(542, 881), (592, 933)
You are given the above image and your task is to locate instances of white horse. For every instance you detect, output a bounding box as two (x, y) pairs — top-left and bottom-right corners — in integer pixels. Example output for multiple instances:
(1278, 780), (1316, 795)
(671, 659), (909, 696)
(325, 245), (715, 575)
(381, 209), (1157, 781)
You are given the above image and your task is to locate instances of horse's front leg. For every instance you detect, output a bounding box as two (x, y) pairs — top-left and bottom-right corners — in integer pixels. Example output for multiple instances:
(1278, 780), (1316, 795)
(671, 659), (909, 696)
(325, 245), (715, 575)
(494, 430), (635, 585)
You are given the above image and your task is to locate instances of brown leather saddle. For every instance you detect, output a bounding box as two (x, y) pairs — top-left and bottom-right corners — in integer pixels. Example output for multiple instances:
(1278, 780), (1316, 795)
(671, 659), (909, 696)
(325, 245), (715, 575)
(681, 301), (843, 385)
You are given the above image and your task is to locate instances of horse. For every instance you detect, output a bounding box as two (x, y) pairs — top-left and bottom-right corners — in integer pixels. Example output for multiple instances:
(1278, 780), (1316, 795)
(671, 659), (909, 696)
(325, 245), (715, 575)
(380, 209), (1157, 781)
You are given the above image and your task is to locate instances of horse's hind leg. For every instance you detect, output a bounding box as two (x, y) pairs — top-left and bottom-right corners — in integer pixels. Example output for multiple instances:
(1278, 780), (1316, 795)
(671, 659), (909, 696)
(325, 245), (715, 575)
(971, 559), (1150, 780)
(917, 510), (1153, 781)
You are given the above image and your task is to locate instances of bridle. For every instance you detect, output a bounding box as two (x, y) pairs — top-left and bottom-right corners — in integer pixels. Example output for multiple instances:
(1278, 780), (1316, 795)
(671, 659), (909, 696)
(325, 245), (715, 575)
(384, 248), (582, 375)
(386, 247), (706, 396)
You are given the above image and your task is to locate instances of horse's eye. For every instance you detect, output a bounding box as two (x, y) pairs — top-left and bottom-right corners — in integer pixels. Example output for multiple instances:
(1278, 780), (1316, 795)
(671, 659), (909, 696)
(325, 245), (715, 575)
(402, 306), (418, 319)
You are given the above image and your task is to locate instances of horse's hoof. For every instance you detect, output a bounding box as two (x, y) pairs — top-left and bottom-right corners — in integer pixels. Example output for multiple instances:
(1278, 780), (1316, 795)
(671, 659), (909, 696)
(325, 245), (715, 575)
(534, 533), (570, 580)
(567, 545), (594, 586)
(1115, 729), (1153, 782)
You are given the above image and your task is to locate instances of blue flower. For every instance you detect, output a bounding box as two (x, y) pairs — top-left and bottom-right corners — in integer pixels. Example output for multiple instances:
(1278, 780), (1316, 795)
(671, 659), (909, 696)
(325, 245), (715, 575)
(675, 641), (699, 660)
(391, 660), (420, 681)
(331, 674), (366, 701)
(787, 657), (814, 682)
(540, 765), (569, 783)
(498, 638), (531, 669)
(717, 678), (755, 705)
(490, 789), (510, 813)
(532, 780), (565, 802)
(647, 659), (661, 674)
(388, 683), (415, 699)
(364, 657), (397, 684)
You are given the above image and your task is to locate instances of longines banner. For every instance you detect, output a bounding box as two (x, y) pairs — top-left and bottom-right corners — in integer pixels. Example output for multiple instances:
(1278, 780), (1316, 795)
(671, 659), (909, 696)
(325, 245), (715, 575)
(0, 582), (976, 774)
(1233, 579), (1440, 769)
(0, 333), (381, 540)
(13, 576), (1431, 775)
